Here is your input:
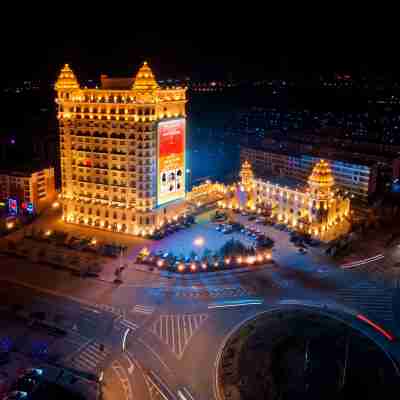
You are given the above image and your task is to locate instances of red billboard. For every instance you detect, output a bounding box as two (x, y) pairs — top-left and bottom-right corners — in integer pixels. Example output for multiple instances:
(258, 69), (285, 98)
(157, 119), (186, 206)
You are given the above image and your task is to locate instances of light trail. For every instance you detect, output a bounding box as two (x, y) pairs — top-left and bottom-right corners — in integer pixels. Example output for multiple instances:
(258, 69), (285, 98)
(208, 298), (264, 309)
(357, 314), (395, 341)
(341, 254), (384, 269)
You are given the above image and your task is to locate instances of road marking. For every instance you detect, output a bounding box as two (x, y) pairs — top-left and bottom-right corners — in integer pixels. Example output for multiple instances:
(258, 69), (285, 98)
(112, 359), (133, 400)
(67, 340), (110, 373)
(131, 304), (155, 315)
(123, 353), (135, 374)
(137, 338), (171, 372)
(120, 319), (139, 331)
(178, 387), (195, 400)
(151, 313), (208, 359)
(122, 328), (130, 352)
(145, 370), (175, 400)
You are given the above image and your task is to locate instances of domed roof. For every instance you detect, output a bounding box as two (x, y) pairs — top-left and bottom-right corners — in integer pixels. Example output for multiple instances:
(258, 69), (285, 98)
(308, 159), (335, 189)
(55, 64), (79, 90)
(132, 61), (158, 90)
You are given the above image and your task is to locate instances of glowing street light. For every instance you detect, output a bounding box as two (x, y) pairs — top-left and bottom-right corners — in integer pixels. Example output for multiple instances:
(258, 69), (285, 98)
(177, 263), (185, 272)
(52, 201), (60, 209)
(6, 221), (14, 230)
(193, 236), (205, 247)
(157, 259), (164, 268)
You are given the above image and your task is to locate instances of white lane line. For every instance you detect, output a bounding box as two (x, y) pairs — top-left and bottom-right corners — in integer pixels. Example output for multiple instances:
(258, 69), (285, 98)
(112, 360), (133, 400)
(137, 338), (171, 373)
(123, 353), (135, 375)
(177, 315), (182, 357)
(171, 315), (176, 355)
(183, 315), (189, 349)
(122, 328), (130, 351)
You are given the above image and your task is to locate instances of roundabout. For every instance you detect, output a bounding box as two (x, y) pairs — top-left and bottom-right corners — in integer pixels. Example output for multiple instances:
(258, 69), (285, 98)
(215, 306), (400, 400)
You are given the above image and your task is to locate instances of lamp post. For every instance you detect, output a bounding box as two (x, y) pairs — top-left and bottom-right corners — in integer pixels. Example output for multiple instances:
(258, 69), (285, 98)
(186, 169), (192, 192)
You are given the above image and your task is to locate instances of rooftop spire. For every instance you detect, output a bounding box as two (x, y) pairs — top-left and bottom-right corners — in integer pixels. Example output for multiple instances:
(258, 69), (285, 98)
(308, 159), (335, 194)
(132, 61), (158, 90)
(55, 63), (79, 91)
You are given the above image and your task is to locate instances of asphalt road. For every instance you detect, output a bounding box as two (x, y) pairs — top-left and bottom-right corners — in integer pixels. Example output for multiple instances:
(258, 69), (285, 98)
(0, 221), (400, 399)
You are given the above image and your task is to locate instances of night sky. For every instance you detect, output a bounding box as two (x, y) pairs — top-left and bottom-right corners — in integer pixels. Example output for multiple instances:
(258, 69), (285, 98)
(0, 24), (395, 84)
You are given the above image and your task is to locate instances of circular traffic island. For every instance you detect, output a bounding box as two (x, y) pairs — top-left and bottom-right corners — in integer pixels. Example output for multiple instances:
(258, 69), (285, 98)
(217, 309), (399, 400)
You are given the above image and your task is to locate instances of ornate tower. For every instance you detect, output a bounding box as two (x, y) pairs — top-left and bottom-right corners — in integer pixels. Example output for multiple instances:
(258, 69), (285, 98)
(307, 159), (335, 225)
(308, 159), (334, 199)
(240, 160), (254, 188)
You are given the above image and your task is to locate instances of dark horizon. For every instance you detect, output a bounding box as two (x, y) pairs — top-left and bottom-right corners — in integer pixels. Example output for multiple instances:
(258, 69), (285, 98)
(1, 30), (398, 84)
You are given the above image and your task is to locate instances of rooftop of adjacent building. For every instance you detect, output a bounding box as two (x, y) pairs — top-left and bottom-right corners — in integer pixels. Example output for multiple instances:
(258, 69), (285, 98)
(241, 142), (377, 168)
(0, 161), (53, 177)
(255, 175), (306, 191)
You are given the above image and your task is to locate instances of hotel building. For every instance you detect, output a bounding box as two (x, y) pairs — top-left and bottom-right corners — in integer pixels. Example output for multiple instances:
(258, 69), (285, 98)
(55, 62), (187, 235)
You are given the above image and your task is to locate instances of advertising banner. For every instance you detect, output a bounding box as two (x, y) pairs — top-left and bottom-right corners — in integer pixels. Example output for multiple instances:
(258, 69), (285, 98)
(157, 119), (186, 206)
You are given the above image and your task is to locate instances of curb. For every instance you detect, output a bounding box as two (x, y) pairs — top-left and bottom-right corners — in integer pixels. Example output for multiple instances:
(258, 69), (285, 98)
(155, 262), (274, 280)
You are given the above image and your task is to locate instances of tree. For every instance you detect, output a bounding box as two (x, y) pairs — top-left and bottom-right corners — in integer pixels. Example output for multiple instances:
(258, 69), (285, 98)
(203, 248), (212, 259)
(189, 250), (197, 260)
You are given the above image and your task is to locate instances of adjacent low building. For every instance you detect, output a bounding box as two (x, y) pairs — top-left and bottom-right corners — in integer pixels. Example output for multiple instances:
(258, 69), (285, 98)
(241, 145), (377, 202)
(221, 160), (351, 242)
(0, 165), (56, 214)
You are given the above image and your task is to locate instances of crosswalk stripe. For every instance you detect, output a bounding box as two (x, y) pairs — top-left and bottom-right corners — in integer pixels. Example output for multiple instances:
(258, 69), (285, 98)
(67, 341), (110, 372)
(121, 319), (139, 330)
(131, 304), (155, 314)
(151, 313), (208, 359)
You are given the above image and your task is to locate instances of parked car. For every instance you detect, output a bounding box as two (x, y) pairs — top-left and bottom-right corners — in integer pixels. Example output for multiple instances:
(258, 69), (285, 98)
(2, 391), (28, 400)
(18, 368), (43, 380)
(12, 375), (40, 395)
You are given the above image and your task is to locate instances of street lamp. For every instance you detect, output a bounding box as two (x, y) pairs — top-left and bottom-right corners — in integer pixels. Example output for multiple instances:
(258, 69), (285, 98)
(193, 236), (205, 247)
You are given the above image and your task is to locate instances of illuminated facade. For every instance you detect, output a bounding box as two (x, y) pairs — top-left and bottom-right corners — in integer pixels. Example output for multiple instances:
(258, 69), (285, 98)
(223, 160), (351, 241)
(55, 62), (187, 235)
(0, 166), (56, 214)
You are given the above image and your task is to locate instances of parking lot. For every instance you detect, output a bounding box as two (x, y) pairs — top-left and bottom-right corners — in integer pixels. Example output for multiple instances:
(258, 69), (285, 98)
(142, 210), (336, 273)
